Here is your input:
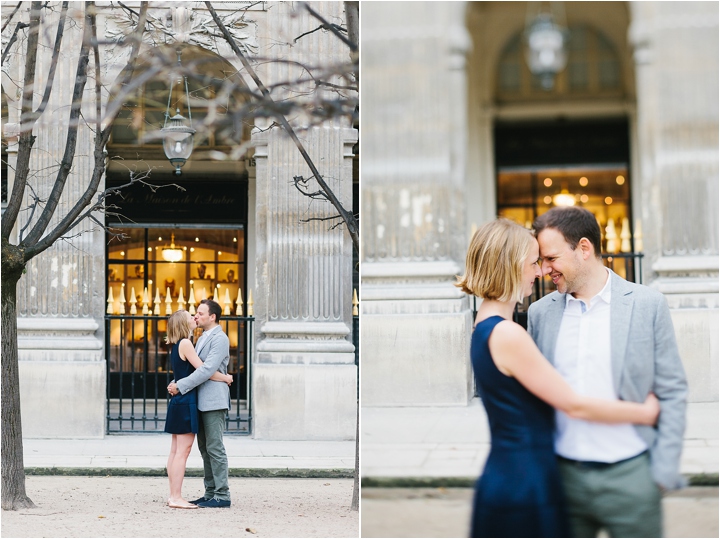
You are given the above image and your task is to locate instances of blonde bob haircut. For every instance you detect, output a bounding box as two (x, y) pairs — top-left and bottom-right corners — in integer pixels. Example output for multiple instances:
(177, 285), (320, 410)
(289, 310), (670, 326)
(166, 309), (192, 344)
(455, 218), (534, 303)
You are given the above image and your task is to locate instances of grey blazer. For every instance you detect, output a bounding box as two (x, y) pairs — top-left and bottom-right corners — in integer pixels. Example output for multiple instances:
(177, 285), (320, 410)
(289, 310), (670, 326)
(527, 270), (688, 490)
(176, 326), (231, 412)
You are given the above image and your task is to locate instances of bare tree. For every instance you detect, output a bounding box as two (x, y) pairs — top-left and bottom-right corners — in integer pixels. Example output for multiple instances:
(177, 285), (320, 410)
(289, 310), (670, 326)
(2, 1), (358, 511)
(1, 1), (155, 510)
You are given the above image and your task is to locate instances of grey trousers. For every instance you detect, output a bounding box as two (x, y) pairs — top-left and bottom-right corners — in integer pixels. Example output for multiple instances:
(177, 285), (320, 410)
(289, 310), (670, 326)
(558, 452), (662, 538)
(197, 409), (230, 501)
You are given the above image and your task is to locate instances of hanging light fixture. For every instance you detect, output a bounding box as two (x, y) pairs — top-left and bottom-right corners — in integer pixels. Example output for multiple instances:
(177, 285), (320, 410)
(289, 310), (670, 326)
(162, 233), (183, 262)
(553, 188), (576, 207)
(524, 3), (568, 91)
(161, 50), (195, 176)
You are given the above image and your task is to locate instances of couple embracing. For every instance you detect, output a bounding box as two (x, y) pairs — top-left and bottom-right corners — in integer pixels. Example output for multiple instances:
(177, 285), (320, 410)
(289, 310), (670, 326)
(163, 299), (233, 509)
(458, 207), (687, 538)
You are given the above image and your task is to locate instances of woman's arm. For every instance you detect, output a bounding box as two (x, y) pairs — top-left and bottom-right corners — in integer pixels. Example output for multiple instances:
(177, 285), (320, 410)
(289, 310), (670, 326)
(489, 321), (659, 425)
(178, 340), (233, 385)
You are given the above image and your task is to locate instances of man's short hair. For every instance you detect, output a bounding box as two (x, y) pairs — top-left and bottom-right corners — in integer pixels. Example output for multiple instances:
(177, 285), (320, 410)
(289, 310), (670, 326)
(455, 218), (534, 303)
(201, 298), (222, 323)
(533, 207), (603, 259)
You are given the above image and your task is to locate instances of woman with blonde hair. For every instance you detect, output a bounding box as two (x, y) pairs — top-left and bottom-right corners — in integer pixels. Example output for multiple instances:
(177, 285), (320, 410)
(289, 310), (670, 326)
(456, 218), (659, 538)
(164, 309), (232, 509)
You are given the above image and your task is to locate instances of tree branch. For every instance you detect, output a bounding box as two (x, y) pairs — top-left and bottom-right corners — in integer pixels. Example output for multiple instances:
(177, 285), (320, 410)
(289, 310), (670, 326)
(294, 22), (345, 44)
(30, 2), (68, 121)
(1, 21), (29, 66)
(21, 2), (94, 248)
(301, 2), (356, 52)
(206, 1), (359, 255)
(1, 2), (41, 239)
(1, 2), (23, 33)
(24, 2), (149, 259)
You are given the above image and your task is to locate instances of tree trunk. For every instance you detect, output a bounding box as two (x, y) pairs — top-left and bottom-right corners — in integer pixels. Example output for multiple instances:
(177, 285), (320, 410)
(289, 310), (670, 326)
(1, 239), (33, 510)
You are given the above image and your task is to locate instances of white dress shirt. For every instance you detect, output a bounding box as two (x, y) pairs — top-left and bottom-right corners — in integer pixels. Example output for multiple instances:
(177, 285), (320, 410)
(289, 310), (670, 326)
(554, 268), (647, 462)
(195, 324), (220, 352)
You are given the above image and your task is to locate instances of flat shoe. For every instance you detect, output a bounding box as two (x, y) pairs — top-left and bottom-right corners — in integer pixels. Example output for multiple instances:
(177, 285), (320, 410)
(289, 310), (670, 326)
(196, 497), (231, 508)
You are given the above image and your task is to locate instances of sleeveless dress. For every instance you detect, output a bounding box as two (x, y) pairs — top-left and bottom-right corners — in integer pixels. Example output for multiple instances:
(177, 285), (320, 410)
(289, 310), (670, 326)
(469, 316), (569, 538)
(164, 341), (199, 435)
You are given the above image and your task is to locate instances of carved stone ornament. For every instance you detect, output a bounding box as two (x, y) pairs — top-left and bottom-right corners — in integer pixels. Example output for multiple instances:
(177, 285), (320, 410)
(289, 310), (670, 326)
(106, 4), (259, 55)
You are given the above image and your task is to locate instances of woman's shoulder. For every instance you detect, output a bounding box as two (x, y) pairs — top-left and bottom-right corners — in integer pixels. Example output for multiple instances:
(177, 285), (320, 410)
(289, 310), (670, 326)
(489, 319), (532, 344)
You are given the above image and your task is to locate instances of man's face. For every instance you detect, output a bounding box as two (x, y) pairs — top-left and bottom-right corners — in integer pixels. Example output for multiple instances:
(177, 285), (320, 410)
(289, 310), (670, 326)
(194, 304), (213, 330)
(537, 227), (585, 295)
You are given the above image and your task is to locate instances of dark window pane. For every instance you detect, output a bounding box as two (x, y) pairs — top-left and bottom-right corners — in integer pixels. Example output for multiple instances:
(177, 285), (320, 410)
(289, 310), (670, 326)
(599, 60), (620, 89)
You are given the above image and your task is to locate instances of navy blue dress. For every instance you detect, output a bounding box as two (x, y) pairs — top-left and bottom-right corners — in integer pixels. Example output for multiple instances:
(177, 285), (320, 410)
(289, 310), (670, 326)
(164, 341), (199, 435)
(470, 316), (569, 538)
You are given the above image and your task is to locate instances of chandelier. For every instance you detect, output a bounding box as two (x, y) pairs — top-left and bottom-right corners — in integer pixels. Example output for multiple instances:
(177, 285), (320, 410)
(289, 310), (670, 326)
(162, 233), (183, 262)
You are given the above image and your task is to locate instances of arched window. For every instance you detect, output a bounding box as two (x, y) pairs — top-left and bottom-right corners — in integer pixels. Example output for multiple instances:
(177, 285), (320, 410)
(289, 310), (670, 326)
(496, 25), (623, 102)
(108, 45), (250, 161)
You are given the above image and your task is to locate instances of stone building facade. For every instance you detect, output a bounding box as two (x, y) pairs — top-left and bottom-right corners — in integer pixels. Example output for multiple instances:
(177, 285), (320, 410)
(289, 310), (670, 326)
(361, 2), (718, 407)
(2, 2), (357, 440)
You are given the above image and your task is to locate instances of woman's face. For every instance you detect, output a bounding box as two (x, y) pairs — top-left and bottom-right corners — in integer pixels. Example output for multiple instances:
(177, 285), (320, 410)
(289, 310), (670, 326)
(186, 312), (197, 331)
(522, 238), (543, 299)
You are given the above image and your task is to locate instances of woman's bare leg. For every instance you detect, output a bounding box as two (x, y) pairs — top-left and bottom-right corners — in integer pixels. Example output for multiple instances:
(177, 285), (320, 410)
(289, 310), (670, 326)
(167, 435), (178, 503)
(167, 433), (196, 506)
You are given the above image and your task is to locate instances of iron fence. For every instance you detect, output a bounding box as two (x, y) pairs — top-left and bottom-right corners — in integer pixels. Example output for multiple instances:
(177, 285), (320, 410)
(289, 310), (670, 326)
(105, 315), (254, 434)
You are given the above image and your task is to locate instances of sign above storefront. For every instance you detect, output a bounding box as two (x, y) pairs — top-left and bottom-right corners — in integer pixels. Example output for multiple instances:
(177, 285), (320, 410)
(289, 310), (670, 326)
(105, 173), (248, 226)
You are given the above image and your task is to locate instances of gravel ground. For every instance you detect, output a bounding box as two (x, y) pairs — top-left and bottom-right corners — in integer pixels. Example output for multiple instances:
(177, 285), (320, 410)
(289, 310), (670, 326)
(1, 476), (358, 538)
(361, 486), (719, 538)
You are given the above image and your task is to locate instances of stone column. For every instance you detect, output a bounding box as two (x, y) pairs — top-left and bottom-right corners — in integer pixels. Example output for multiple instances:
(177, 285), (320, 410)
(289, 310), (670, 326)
(629, 1), (718, 402)
(251, 2), (357, 439)
(11, 5), (106, 437)
(361, 2), (474, 405)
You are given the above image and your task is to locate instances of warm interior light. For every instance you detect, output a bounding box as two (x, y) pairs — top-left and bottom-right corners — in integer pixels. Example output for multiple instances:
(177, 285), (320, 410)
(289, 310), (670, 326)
(605, 197), (613, 205)
(162, 233), (183, 262)
(580, 194), (589, 203)
(544, 178), (553, 187)
(616, 175), (625, 185)
(579, 177), (588, 187)
(543, 196), (552, 204)
(553, 189), (576, 207)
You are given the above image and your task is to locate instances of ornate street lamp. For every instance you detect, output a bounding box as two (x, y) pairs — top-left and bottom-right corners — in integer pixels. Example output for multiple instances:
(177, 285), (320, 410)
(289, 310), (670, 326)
(524, 8), (568, 91)
(161, 50), (195, 176)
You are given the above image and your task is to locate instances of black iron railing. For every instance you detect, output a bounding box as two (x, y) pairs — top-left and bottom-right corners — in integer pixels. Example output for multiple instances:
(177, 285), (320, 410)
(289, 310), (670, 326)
(104, 315), (254, 434)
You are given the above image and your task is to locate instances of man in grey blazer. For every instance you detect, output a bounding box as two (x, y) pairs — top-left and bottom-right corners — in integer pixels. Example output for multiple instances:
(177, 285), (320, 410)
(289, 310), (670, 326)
(168, 299), (232, 508)
(527, 207), (687, 538)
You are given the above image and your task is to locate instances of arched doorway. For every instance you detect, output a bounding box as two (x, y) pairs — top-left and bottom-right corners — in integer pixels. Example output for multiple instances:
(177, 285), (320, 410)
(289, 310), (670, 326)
(466, 2), (641, 311)
(103, 44), (254, 433)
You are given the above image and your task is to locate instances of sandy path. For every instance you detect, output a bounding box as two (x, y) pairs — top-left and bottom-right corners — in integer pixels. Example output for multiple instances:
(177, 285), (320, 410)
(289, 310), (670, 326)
(361, 487), (719, 538)
(2, 476), (358, 538)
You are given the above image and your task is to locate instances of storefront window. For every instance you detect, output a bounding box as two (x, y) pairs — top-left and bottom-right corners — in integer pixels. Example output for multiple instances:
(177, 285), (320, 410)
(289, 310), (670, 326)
(107, 227), (246, 319)
(497, 166), (638, 287)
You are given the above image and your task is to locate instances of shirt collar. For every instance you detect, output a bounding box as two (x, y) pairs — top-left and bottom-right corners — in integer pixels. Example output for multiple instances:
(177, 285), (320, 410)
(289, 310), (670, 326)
(200, 325), (220, 339)
(565, 267), (612, 309)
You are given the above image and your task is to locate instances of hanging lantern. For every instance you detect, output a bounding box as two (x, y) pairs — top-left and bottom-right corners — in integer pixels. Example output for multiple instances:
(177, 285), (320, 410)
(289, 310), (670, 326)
(524, 10), (568, 91)
(161, 50), (195, 175)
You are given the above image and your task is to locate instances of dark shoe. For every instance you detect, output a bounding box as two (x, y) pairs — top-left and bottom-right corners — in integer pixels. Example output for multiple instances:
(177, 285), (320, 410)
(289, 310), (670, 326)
(189, 496), (210, 505)
(197, 497), (231, 508)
